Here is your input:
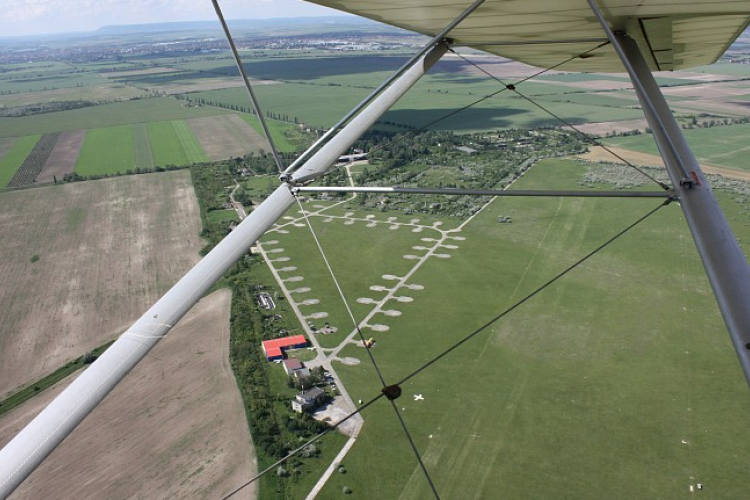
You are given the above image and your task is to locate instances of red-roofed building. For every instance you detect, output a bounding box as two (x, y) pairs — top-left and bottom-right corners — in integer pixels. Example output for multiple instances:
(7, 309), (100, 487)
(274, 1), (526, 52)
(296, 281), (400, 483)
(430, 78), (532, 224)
(262, 335), (307, 361)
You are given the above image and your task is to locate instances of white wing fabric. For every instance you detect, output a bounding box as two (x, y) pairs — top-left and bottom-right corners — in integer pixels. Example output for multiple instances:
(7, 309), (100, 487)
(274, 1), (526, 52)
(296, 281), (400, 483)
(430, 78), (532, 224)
(303, 0), (750, 71)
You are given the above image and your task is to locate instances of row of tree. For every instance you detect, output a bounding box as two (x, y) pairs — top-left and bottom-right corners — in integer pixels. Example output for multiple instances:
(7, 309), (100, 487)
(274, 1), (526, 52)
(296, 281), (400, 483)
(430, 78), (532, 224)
(190, 161), (331, 498)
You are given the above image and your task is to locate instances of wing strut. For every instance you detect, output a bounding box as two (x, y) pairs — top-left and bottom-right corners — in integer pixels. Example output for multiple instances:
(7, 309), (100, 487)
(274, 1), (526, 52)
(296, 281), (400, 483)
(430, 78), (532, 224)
(0, 42), (449, 500)
(282, 0), (486, 177)
(587, 0), (750, 390)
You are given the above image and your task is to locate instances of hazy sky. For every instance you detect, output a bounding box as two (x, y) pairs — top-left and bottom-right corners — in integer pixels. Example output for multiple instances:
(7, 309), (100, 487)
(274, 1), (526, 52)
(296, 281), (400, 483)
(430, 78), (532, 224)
(2, 0), (340, 37)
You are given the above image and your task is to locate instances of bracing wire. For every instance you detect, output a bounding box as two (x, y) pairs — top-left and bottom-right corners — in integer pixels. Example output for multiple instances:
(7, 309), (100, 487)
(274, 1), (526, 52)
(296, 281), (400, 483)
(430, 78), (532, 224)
(394, 198), (672, 387)
(211, 0), (284, 173)
(222, 196), (672, 499)
(317, 39), (614, 183)
(292, 194), (388, 387)
(221, 393), (386, 500)
(448, 49), (670, 190)
(416, 41), (611, 132)
(221, 34), (674, 500)
(292, 193), (442, 499)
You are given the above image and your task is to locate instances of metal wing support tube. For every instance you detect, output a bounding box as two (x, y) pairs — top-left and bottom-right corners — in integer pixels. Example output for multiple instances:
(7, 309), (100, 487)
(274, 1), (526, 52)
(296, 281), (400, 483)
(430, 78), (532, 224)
(291, 43), (448, 183)
(0, 185), (296, 499)
(0, 42), (447, 500)
(282, 0), (485, 175)
(595, 22), (750, 386)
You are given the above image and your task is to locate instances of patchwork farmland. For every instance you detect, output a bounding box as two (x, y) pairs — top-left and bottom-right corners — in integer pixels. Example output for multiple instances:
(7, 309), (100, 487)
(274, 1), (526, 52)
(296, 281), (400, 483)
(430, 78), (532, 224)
(4, 20), (750, 500)
(36, 130), (85, 184)
(0, 114), (282, 186)
(6, 133), (59, 188)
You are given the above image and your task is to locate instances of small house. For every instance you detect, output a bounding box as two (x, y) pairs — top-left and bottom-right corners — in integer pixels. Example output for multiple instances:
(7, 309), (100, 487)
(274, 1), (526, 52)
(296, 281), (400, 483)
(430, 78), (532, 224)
(283, 358), (303, 375)
(291, 387), (326, 413)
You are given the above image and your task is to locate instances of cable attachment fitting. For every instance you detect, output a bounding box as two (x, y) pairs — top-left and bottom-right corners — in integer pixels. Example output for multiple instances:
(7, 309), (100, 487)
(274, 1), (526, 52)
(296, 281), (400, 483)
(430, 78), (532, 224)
(382, 384), (402, 401)
(505, 84), (516, 91)
(664, 194), (679, 206)
(279, 172), (293, 184)
(679, 177), (696, 189)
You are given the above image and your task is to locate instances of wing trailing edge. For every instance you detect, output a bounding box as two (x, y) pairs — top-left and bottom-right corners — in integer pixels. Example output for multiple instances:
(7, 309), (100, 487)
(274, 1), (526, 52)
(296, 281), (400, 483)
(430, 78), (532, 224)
(302, 0), (750, 71)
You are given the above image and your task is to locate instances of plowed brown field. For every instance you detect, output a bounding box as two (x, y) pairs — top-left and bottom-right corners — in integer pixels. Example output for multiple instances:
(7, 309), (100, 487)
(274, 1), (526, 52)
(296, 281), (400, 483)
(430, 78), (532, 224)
(188, 115), (268, 160)
(36, 129), (85, 183)
(0, 289), (257, 500)
(0, 171), (202, 396)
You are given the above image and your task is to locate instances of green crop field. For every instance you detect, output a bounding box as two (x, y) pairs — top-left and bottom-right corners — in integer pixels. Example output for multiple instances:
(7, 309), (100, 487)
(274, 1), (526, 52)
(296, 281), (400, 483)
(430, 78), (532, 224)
(147, 120), (207, 167)
(196, 77), (643, 132)
(75, 125), (135, 176)
(606, 122), (750, 171)
(0, 135), (40, 188)
(148, 121), (186, 167)
(256, 158), (750, 499)
(0, 97), (231, 139)
(172, 120), (208, 163)
(133, 122), (155, 170)
(195, 84), (372, 130)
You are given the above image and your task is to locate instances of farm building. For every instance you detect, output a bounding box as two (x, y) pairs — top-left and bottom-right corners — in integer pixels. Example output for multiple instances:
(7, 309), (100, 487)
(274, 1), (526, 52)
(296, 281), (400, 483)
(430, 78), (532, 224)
(262, 334), (307, 361)
(283, 358), (303, 375)
(291, 387), (326, 413)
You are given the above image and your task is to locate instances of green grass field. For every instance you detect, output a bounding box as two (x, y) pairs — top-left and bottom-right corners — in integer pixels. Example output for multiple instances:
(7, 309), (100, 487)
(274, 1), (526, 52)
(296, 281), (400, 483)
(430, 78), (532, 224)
(75, 125), (135, 176)
(258, 158), (750, 499)
(261, 203), (432, 349)
(606, 122), (750, 171)
(196, 84), (372, 130)
(0, 135), (40, 188)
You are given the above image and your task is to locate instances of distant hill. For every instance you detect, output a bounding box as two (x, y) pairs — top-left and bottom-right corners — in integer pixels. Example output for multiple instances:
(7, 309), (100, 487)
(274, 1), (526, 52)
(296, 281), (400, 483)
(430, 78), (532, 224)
(95, 16), (402, 36)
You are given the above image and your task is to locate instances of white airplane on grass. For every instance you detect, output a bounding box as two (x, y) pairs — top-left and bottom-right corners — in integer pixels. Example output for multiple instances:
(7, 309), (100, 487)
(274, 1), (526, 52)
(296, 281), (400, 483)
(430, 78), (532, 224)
(2, 1), (750, 498)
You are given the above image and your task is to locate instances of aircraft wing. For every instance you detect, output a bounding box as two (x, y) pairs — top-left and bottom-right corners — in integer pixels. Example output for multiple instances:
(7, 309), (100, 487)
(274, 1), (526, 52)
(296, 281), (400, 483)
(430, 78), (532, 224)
(303, 0), (750, 72)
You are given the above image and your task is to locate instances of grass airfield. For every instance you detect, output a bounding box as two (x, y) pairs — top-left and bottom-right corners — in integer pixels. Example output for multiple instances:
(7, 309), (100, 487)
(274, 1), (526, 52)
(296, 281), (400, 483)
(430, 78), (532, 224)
(261, 158), (750, 499)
